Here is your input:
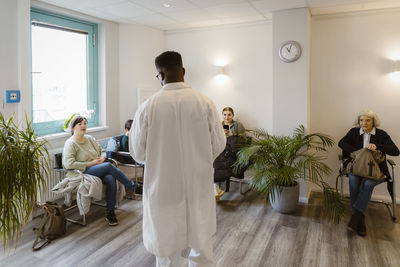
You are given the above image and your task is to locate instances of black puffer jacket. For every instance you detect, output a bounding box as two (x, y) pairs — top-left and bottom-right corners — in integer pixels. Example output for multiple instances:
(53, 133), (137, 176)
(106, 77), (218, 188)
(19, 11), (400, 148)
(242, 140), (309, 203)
(213, 135), (249, 182)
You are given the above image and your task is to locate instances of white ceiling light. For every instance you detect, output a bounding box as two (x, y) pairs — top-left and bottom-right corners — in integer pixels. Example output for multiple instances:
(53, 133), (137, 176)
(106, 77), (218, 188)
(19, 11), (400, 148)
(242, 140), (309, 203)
(163, 3), (171, 8)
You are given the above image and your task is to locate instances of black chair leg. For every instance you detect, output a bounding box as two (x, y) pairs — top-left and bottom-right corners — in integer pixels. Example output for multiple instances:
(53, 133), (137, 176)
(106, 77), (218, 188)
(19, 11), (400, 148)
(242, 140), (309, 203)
(387, 181), (394, 201)
(225, 179), (230, 192)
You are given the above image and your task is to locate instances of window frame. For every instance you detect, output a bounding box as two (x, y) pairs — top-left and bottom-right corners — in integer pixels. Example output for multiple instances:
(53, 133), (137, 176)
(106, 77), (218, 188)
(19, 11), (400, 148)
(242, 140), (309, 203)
(30, 8), (99, 136)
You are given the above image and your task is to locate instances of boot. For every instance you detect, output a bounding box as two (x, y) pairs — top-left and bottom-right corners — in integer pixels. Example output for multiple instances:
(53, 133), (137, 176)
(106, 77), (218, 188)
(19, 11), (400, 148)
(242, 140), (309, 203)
(347, 210), (362, 233)
(357, 213), (367, 236)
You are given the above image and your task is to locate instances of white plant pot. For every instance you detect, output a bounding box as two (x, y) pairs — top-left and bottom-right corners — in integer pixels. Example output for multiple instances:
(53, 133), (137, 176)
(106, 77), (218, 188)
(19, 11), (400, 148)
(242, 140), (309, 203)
(269, 182), (300, 214)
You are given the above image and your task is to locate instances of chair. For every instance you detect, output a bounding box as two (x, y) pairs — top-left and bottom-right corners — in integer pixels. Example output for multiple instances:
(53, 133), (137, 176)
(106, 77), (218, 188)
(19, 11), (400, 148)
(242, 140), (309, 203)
(214, 135), (251, 195)
(52, 153), (120, 226)
(338, 154), (397, 221)
(104, 135), (144, 197)
(227, 177), (250, 195)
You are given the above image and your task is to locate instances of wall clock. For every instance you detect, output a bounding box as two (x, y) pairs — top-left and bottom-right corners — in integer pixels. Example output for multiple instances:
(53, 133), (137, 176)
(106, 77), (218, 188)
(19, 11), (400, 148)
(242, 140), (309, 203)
(279, 41), (302, 63)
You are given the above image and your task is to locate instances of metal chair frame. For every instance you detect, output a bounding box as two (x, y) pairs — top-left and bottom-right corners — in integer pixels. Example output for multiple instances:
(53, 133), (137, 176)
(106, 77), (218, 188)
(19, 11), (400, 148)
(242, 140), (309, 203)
(338, 155), (397, 221)
(108, 151), (144, 199)
(52, 168), (107, 226)
(227, 177), (250, 195)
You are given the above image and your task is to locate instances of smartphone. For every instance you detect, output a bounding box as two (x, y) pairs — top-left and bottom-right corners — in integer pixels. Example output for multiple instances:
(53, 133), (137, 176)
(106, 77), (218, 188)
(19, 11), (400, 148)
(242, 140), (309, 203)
(223, 125), (229, 130)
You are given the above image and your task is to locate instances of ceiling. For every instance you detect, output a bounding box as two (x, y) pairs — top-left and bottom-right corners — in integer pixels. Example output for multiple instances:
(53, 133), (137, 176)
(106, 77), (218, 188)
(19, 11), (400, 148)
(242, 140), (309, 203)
(37, 0), (400, 30)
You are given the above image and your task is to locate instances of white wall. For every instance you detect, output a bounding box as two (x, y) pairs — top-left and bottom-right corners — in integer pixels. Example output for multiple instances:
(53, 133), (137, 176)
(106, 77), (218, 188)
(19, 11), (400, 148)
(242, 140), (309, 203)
(0, 0), (24, 119)
(0, 0), (122, 150)
(165, 22), (273, 131)
(272, 8), (310, 202)
(311, 9), (400, 201)
(119, 24), (164, 130)
(272, 8), (310, 136)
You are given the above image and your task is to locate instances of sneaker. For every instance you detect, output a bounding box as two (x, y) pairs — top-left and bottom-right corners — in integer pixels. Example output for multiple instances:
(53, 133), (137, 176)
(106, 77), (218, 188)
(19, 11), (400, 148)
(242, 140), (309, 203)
(127, 181), (137, 192)
(357, 213), (367, 237)
(214, 184), (225, 201)
(347, 210), (361, 233)
(106, 211), (118, 226)
(125, 182), (138, 199)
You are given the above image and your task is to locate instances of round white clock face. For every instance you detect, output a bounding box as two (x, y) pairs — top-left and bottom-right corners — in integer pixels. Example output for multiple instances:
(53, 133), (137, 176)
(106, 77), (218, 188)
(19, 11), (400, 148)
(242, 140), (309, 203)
(279, 41), (302, 62)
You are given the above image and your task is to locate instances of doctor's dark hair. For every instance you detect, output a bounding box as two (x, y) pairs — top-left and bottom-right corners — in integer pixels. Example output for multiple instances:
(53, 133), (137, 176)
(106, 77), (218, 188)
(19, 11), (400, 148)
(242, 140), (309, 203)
(125, 119), (133, 130)
(155, 51), (183, 71)
(70, 115), (87, 135)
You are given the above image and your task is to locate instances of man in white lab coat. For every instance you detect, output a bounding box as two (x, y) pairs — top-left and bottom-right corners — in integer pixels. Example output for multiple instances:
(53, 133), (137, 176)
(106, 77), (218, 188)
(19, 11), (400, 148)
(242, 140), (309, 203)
(129, 51), (226, 267)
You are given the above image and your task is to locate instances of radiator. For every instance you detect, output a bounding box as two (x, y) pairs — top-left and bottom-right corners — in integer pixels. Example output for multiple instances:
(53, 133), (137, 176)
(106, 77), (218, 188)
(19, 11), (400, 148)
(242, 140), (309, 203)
(37, 148), (65, 203)
(36, 137), (109, 203)
(36, 137), (134, 203)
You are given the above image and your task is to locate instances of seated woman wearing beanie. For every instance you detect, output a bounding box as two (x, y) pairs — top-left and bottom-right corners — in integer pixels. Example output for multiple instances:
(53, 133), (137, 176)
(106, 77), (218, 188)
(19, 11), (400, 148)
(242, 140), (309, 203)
(63, 115), (137, 226)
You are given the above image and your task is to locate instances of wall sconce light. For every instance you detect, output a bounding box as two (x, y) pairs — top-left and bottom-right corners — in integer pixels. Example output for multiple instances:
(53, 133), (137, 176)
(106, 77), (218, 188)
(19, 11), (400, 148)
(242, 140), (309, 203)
(388, 60), (400, 83)
(393, 60), (400, 72)
(214, 65), (228, 75)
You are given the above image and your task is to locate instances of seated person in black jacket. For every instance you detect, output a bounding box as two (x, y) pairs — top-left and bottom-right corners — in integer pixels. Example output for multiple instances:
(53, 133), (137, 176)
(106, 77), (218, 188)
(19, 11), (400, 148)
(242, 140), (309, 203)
(339, 110), (399, 236)
(214, 107), (246, 200)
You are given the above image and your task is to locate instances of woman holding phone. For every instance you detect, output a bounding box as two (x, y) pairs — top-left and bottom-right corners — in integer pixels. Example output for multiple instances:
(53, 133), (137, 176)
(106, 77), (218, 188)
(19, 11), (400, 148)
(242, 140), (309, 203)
(215, 107), (246, 200)
(222, 107), (245, 137)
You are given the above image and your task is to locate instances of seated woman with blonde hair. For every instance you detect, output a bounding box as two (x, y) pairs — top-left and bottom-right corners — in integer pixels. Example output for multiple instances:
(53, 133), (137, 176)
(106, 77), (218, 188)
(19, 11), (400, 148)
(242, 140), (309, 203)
(214, 107), (246, 200)
(339, 110), (399, 236)
(222, 107), (245, 137)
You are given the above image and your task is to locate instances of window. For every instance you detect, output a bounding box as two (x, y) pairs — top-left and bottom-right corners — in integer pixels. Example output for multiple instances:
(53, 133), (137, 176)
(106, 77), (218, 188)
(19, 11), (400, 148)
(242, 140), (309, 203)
(31, 9), (98, 135)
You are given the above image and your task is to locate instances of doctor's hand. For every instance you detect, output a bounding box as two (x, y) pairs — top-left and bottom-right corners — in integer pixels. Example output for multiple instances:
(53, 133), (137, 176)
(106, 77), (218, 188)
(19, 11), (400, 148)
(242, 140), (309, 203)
(367, 144), (377, 151)
(87, 157), (106, 167)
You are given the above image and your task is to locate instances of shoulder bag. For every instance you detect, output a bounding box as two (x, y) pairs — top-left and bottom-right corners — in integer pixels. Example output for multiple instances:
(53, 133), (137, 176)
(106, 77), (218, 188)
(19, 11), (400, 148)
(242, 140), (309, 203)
(346, 148), (385, 181)
(32, 202), (67, 251)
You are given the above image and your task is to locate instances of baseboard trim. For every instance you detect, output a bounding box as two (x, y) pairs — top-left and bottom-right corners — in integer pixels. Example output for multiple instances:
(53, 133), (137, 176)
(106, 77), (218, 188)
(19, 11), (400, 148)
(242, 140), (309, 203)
(310, 188), (400, 204)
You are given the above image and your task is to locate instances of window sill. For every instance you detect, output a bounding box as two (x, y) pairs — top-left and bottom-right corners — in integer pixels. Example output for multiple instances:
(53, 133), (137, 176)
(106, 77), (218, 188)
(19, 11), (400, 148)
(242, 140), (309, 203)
(39, 126), (109, 141)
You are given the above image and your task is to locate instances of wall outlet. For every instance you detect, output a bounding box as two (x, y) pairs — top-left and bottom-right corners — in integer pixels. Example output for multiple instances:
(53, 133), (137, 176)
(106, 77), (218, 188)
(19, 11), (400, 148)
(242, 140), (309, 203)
(6, 90), (20, 103)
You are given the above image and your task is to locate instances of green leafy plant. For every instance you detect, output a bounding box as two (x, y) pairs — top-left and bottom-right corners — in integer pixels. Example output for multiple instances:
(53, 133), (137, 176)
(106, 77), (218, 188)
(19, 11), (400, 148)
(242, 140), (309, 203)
(234, 125), (345, 223)
(0, 113), (50, 247)
(63, 113), (77, 131)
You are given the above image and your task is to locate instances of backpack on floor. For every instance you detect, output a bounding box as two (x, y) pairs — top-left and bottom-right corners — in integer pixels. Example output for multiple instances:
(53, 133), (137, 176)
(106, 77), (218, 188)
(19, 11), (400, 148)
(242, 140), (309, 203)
(32, 202), (67, 251)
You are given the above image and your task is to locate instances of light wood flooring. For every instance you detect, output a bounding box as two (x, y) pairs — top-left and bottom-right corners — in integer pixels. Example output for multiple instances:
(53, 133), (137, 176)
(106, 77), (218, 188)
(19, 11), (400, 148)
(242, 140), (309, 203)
(1, 182), (400, 267)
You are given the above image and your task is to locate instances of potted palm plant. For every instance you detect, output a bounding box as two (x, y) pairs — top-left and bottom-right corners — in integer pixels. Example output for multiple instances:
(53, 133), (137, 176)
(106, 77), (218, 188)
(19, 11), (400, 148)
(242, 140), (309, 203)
(0, 113), (50, 247)
(234, 125), (345, 223)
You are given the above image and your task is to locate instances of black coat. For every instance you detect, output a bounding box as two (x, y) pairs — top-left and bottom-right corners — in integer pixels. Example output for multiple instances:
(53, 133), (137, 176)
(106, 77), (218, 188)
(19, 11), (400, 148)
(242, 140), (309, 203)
(213, 135), (249, 182)
(338, 127), (399, 178)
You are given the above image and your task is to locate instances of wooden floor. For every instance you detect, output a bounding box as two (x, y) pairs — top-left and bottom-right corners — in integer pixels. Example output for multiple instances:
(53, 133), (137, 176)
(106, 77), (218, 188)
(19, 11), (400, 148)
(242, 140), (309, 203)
(2, 182), (400, 267)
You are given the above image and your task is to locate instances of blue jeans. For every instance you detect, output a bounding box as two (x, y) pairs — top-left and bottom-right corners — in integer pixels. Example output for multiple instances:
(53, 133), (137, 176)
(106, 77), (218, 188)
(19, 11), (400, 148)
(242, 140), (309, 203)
(84, 162), (135, 213)
(348, 173), (384, 213)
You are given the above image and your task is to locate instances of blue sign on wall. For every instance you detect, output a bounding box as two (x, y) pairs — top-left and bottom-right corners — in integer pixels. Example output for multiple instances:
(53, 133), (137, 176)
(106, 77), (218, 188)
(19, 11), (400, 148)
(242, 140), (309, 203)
(5, 90), (20, 103)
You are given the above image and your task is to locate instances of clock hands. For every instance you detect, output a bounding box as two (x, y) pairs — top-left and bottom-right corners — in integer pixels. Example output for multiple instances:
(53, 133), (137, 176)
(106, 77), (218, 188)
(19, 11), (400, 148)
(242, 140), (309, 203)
(279, 41), (301, 62)
(286, 44), (293, 53)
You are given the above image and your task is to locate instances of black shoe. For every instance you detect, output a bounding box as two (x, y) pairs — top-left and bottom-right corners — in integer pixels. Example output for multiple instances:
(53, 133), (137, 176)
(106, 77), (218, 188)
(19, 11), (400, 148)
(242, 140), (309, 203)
(135, 184), (143, 195)
(125, 182), (137, 199)
(347, 210), (362, 233)
(126, 182), (137, 193)
(358, 213), (367, 236)
(106, 211), (118, 226)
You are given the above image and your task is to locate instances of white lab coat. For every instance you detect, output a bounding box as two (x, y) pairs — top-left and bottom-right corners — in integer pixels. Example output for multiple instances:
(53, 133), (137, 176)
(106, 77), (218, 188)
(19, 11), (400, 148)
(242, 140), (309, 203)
(130, 82), (226, 257)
